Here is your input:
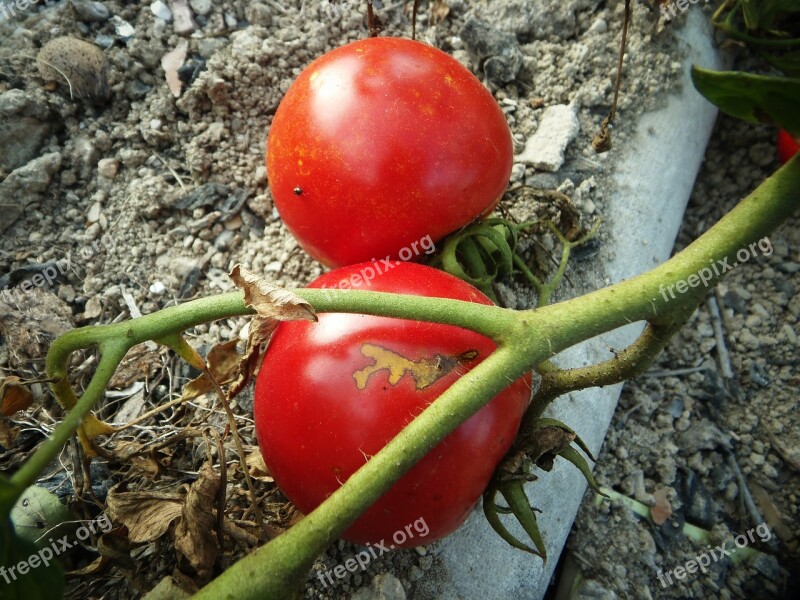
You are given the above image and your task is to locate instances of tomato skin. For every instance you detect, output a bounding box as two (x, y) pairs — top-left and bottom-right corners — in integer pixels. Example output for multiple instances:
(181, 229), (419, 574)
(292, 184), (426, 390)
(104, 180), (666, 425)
(254, 262), (531, 547)
(777, 129), (800, 165)
(266, 37), (514, 268)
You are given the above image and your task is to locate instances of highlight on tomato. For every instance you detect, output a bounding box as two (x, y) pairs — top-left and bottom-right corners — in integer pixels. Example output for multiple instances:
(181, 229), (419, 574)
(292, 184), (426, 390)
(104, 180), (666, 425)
(254, 262), (531, 546)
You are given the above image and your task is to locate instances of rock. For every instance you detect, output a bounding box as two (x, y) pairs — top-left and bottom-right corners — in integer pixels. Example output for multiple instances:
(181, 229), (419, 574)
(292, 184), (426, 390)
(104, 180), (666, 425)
(97, 157), (120, 179)
(460, 18), (523, 85)
(189, 0), (212, 16)
(128, 79), (153, 99)
(36, 37), (109, 101)
(722, 289), (748, 314)
(70, 0), (110, 22)
(516, 104), (580, 172)
(110, 15), (136, 41)
(0, 152), (62, 232)
(677, 418), (732, 453)
(0, 89), (53, 172)
(678, 468), (717, 528)
(0, 288), (73, 363)
(150, 0), (172, 21)
(245, 3), (272, 27)
(73, 135), (99, 180)
(171, 0), (197, 35)
(353, 574), (406, 600)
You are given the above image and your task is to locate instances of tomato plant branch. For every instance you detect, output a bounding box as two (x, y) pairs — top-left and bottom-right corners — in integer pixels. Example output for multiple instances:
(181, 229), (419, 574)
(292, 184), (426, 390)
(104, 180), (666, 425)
(524, 308), (693, 427)
(4, 341), (127, 511)
(193, 157), (799, 598)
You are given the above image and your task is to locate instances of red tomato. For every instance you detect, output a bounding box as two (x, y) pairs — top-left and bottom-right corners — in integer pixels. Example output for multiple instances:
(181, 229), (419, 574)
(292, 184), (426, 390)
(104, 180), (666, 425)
(266, 37), (514, 268)
(777, 129), (800, 164)
(254, 262), (531, 547)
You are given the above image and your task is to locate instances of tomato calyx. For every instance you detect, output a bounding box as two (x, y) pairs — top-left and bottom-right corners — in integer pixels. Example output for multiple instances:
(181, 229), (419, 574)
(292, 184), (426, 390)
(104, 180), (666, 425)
(482, 417), (605, 560)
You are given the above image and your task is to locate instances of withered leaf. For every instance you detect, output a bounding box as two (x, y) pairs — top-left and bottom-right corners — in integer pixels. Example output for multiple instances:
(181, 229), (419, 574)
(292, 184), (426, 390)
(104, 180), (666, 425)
(109, 343), (163, 389)
(0, 418), (19, 448)
(650, 488), (672, 525)
(105, 486), (183, 543)
(200, 263), (318, 402)
(175, 463), (220, 579)
(229, 264), (316, 323)
(180, 340), (241, 401)
(0, 376), (34, 416)
(245, 448), (273, 483)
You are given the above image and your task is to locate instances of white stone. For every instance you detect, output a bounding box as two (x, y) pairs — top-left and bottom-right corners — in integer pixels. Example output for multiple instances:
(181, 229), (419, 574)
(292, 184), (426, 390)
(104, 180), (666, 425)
(150, 0), (172, 21)
(516, 104), (579, 172)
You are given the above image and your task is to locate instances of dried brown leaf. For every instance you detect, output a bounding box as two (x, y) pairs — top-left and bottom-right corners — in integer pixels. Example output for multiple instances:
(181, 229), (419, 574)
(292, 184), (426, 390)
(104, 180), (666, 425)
(245, 449), (273, 483)
(226, 265), (315, 400)
(0, 376), (34, 416)
(105, 487), (183, 543)
(207, 339), (242, 381)
(229, 264), (317, 322)
(109, 343), (163, 389)
(175, 463), (220, 579)
(161, 40), (188, 98)
(650, 488), (672, 525)
(0, 418), (19, 448)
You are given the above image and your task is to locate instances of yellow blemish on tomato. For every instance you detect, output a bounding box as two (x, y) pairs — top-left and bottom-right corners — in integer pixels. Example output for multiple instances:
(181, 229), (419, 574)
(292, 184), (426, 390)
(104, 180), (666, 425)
(310, 71), (319, 82)
(353, 343), (478, 391)
(444, 74), (454, 86)
(298, 159), (304, 166)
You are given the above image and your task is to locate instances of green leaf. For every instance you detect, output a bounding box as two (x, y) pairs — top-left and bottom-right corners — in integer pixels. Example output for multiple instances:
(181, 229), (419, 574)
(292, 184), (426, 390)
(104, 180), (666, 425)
(691, 67), (800, 136)
(0, 518), (65, 599)
(762, 49), (800, 77)
(741, 0), (762, 30)
(10, 487), (76, 550)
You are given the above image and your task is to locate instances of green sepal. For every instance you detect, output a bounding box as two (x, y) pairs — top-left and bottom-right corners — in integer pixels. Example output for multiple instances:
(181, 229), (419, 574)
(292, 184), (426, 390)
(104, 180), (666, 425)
(558, 446), (608, 497)
(483, 482), (547, 559)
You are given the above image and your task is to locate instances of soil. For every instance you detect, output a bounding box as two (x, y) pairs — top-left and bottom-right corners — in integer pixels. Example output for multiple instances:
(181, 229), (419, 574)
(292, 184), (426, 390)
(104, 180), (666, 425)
(0, 1), (795, 599)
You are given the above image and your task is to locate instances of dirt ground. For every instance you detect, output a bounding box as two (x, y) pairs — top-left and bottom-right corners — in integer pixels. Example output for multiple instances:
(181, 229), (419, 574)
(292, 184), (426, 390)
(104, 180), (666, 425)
(0, 1), (796, 599)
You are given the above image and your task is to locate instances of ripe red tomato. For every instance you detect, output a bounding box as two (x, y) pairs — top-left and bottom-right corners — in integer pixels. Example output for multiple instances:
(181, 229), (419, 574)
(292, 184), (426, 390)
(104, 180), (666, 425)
(777, 129), (800, 164)
(266, 37), (514, 268)
(254, 262), (531, 547)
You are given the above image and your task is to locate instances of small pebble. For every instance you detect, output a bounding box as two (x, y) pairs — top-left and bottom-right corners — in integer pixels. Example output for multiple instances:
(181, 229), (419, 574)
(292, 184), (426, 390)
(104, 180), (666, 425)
(150, 0), (172, 21)
(97, 158), (119, 179)
(70, 0), (110, 22)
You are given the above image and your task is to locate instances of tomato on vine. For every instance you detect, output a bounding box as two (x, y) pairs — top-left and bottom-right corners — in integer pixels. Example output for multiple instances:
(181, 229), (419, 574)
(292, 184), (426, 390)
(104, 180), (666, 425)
(254, 262), (531, 546)
(266, 37), (514, 268)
